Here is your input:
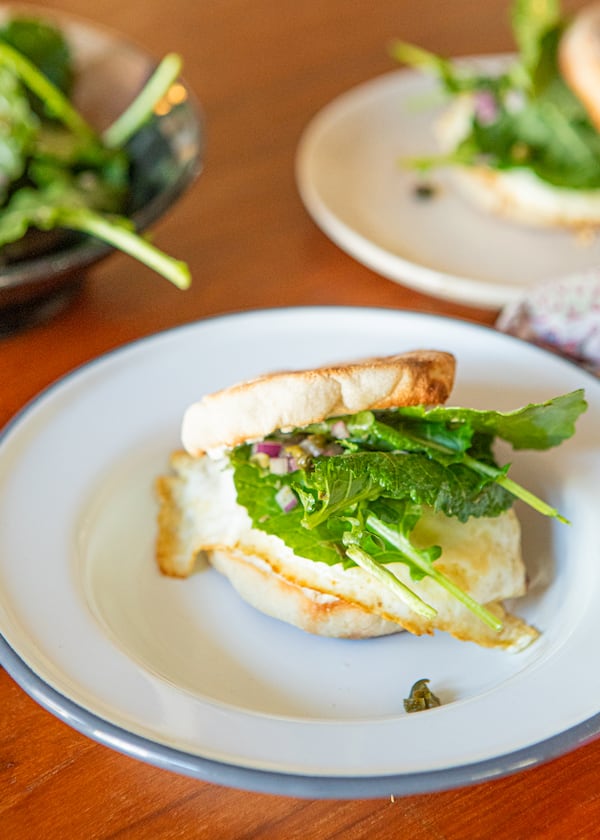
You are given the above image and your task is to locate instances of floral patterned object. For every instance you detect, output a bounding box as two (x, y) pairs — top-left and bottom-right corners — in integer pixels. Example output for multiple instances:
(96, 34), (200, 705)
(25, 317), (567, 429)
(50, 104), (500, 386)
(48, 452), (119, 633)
(496, 272), (600, 376)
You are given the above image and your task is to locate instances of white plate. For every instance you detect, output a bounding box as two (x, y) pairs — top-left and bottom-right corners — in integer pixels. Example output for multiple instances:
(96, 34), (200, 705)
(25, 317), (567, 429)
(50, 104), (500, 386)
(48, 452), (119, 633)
(296, 65), (600, 309)
(0, 307), (599, 798)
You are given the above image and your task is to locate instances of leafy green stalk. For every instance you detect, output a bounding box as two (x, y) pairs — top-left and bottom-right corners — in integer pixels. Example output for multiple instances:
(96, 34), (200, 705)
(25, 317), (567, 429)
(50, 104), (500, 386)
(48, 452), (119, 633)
(0, 19), (191, 289)
(343, 540), (437, 620)
(56, 207), (191, 288)
(0, 41), (95, 143)
(102, 52), (183, 149)
(0, 187), (190, 289)
(460, 453), (568, 523)
(510, 0), (562, 91)
(365, 513), (502, 630)
(0, 66), (39, 201)
(389, 41), (465, 92)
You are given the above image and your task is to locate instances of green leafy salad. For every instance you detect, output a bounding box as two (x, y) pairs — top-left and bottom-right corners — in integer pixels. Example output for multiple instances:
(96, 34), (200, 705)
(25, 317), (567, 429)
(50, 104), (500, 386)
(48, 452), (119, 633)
(0, 16), (190, 287)
(228, 389), (586, 631)
(391, 0), (600, 190)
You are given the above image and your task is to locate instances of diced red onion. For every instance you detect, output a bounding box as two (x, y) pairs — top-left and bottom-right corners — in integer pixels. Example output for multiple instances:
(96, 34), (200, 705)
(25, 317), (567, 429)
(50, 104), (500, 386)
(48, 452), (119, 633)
(254, 441), (283, 457)
(275, 485), (298, 512)
(323, 443), (344, 456)
(474, 90), (498, 125)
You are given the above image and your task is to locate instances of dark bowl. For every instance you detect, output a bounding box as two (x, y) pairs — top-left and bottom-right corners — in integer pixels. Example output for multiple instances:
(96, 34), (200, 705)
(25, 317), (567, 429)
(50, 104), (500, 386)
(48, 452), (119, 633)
(0, 6), (203, 326)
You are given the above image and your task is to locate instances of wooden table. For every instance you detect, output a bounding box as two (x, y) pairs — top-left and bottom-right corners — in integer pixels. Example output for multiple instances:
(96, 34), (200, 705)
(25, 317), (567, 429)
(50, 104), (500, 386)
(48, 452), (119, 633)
(2, 0), (598, 837)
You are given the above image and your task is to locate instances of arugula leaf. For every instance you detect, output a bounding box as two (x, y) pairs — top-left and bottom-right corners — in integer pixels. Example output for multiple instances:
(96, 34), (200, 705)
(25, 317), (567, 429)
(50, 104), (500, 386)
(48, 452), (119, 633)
(393, 390), (587, 450)
(231, 448), (476, 622)
(457, 82), (600, 189)
(230, 445), (503, 629)
(302, 391), (585, 523)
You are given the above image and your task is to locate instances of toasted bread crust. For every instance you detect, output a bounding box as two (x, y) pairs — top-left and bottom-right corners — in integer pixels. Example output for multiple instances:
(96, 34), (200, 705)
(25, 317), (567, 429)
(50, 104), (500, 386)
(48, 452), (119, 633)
(181, 350), (455, 455)
(447, 165), (600, 229)
(560, 3), (600, 132)
(209, 547), (403, 638)
(205, 545), (537, 649)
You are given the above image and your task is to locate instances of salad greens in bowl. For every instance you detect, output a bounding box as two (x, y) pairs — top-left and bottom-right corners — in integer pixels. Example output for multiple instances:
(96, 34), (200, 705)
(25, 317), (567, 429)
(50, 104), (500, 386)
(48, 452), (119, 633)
(0, 8), (202, 321)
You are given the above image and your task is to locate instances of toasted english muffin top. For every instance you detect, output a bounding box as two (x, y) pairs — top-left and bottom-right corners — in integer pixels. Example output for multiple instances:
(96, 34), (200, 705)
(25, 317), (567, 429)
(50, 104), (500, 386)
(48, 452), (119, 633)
(181, 349), (455, 455)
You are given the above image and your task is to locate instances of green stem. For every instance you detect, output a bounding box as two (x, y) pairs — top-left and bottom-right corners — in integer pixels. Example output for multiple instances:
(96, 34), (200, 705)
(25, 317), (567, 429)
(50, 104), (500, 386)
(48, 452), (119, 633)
(344, 543), (437, 620)
(462, 454), (569, 524)
(365, 417), (568, 523)
(0, 42), (96, 143)
(102, 53), (183, 149)
(57, 207), (190, 288)
(366, 514), (503, 631)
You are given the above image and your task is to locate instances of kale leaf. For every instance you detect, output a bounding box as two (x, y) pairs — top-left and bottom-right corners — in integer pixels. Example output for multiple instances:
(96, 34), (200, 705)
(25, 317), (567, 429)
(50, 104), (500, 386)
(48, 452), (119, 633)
(300, 451), (513, 525)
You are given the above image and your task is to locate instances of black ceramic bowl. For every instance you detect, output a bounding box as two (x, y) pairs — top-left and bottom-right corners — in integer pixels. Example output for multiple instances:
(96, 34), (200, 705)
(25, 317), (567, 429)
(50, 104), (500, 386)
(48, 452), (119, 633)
(0, 7), (202, 324)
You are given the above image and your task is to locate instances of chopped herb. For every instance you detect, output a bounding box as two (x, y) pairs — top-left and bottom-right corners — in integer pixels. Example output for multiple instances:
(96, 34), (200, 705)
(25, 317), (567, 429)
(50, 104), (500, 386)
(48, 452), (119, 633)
(413, 182), (437, 200)
(403, 678), (441, 712)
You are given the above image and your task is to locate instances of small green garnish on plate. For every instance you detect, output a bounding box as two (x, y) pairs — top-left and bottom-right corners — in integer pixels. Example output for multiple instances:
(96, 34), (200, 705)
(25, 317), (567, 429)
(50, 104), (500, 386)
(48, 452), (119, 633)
(403, 678), (441, 713)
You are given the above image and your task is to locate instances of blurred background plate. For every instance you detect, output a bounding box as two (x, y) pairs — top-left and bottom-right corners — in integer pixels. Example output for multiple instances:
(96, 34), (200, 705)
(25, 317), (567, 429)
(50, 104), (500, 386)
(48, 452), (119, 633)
(296, 64), (600, 309)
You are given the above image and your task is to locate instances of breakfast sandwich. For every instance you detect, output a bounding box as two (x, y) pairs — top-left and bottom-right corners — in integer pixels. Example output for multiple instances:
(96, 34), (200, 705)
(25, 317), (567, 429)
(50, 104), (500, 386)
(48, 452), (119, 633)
(155, 350), (586, 652)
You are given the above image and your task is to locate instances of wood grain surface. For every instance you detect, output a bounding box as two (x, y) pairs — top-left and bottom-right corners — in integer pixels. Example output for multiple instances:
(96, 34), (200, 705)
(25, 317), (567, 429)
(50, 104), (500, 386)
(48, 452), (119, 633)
(1, 1), (597, 837)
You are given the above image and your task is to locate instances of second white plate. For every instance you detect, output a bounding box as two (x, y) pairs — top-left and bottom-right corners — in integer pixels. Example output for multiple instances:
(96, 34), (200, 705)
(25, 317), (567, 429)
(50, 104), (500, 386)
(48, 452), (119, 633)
(296, 65), (600, 308)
